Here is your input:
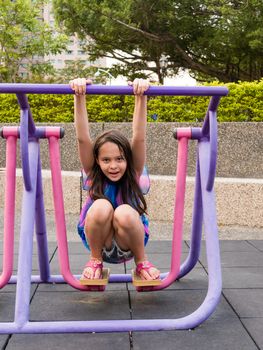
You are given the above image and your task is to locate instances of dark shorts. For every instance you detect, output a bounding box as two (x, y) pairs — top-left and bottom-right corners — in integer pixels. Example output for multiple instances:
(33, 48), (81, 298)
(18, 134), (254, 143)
(102, 239), (133, 264)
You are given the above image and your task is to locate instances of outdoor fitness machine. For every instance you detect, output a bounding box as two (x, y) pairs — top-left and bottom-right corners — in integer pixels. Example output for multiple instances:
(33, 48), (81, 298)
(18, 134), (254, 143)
(0, 83), (228, 333)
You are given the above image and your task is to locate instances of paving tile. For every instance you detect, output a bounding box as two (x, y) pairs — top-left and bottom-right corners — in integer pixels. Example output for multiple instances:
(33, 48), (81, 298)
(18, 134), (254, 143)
(125, 252), (202, 271)
(40, 250), (128, 292)
(29, 290), (131, 321)
(0, 292), (16, 322)
(127, 267), (208, 292)
(222, 267), (263, 289)
(242, 317), (263, 349)
(49, 238), (188, 254)
(248, 240), (263, 252)
(125, 252), (171, 270)
(0, 255), (47, 274)
(37, 283), (85, 293)
(199, 251), (263, 268)
(145, 240), (189, 253)
(132, 318), (258, 350)
(223, 289), (263, 317)
(217, 240), (261, 252)
(0, 336), (9, 348)
(0, 238), (262, 348)
(172, 267), (208, 290)
(0, 284), (17, 293)
(188, 240), (263, 253)
(0, 286), (39, 323)
(7, 332), (130, 350)
(130, 290), (235, 320)
(49, 253), (126, 275)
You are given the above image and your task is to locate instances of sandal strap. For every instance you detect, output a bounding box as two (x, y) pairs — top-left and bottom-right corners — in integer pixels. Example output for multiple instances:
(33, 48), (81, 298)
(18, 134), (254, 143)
(136, 260), (154, 274)
(81, 258), (103, 280)
(85, 258), (103, 269)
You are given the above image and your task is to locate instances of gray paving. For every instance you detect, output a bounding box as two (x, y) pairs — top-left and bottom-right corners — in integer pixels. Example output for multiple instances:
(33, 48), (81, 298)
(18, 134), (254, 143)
(0, 238), (262, 349)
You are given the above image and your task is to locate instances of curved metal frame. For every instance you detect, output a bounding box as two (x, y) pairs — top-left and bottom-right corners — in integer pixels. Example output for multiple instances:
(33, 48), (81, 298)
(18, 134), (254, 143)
(0, 83), (228, 333)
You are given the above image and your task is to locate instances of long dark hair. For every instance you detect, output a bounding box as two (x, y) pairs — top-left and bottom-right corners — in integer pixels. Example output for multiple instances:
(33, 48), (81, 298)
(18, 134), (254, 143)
(90, 129), (147, 215)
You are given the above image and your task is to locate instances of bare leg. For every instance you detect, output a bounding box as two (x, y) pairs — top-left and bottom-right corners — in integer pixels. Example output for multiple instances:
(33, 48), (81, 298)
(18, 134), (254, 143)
(83, 199), (114, 279)
(113, 204), (160, 280)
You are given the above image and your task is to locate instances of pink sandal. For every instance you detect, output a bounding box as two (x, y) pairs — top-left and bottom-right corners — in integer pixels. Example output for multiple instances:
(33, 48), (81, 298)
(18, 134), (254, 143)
(136, 261), (160, 280)
(81, 258), (103, 280)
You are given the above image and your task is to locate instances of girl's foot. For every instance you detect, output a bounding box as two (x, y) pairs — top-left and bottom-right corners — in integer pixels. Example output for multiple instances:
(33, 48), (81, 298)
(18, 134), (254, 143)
(136, 260), (160, 280)
(81, 258), (103, 280)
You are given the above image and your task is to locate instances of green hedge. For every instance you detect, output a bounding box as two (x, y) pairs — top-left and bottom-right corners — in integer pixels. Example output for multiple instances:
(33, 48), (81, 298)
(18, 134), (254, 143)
(0, 80), (263, 123)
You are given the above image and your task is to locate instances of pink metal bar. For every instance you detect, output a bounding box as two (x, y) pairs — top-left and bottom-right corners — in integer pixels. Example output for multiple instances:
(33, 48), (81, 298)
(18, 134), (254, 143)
(45, 127), (62, 139)
(48, 135), (90, 291)
(143, 130), (190, 291)
(2, 127), (19, 138)
(0, 133), (17, 288)
(176, 128), (192, 139)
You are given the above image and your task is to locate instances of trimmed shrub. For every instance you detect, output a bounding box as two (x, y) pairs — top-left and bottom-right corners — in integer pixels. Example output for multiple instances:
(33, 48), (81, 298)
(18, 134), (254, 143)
(0, 80), (262, 123)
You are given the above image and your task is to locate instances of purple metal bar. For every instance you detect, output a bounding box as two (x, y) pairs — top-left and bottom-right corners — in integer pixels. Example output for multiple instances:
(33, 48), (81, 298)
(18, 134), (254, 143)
(19, 125), (63, 193)
(0, 132), (222, 333)
(20, 108), (32, 191)
(16, 93), (35, 136)
(8, 274), (122, 284)
(178, 111), (218, 276)
(35, 151), (51, 282)
(195, 140), (222, 315)
(8, 272), (170, 284)
(14, 141), (39, 327)
(0, 82), (224, 333)
(206, 111), (218, 191)
(0, 83), (228, 96)
(201, 96), (220, 195)
(178, 151), (203, 278)
(202, 96), (221, 137)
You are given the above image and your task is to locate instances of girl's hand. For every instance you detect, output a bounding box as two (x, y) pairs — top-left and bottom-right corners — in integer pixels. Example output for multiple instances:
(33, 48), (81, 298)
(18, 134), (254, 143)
(69, 78), (92, 96)
(128, 78), (150, 96)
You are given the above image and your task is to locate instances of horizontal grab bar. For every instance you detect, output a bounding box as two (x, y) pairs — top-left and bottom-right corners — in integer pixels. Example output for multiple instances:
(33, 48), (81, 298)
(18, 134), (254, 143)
(0, 83), (229, 96)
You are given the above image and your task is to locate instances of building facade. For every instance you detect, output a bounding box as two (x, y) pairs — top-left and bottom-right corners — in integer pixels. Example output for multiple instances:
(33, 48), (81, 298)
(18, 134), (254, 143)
(43, 2), (106, 70)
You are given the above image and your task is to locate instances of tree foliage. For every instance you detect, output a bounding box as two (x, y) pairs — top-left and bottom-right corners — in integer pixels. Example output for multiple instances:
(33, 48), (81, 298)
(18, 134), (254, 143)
(53, 60), (106, 83)
(53, 0), (263, 83)
(0, 0), (68, 82)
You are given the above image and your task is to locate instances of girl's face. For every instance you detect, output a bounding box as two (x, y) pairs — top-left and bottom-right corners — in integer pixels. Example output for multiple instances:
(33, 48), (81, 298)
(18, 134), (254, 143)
(97, 142), (127, 182)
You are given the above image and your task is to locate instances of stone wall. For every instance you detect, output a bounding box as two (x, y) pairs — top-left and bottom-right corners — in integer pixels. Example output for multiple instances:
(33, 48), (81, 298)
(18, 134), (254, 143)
(1, 122), (262, 178)
(0, 170), (262, 229)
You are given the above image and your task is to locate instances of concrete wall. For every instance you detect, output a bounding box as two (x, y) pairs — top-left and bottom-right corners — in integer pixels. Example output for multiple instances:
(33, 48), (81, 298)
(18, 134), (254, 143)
(0, 170), (262, 229)
(1, 122), (263, 178)
(0, 122), (262, 229)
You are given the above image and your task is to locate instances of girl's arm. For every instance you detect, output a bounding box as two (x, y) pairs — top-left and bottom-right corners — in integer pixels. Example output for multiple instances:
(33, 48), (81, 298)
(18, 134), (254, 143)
(70, 78), (94, 175)
(130, 79), (150, 176)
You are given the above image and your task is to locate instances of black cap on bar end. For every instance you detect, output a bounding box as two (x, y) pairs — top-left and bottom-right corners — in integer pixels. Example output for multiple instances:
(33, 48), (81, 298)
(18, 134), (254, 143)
(60, 127), (65, 139)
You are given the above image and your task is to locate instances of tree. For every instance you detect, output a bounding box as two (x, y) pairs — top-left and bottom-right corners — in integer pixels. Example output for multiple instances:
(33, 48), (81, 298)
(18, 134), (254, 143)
(54, 59), (102, 83)
(52, 0), (263, 82)
(0, 0), (68, 82)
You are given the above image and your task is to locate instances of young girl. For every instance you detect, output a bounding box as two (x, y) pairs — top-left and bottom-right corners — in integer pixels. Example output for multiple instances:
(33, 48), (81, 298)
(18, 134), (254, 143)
(70, 77), (160, 281)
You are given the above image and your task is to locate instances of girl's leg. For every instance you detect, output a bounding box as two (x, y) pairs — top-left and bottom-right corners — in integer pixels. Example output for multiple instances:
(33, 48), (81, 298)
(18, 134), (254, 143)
(83, 199), (114, 279)
(113, 204), (159, 280)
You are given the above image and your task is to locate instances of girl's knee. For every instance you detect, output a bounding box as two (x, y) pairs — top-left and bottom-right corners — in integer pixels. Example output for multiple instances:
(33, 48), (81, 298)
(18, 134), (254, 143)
(114, 205), (140, 230)
(86, 199), (113, 226)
